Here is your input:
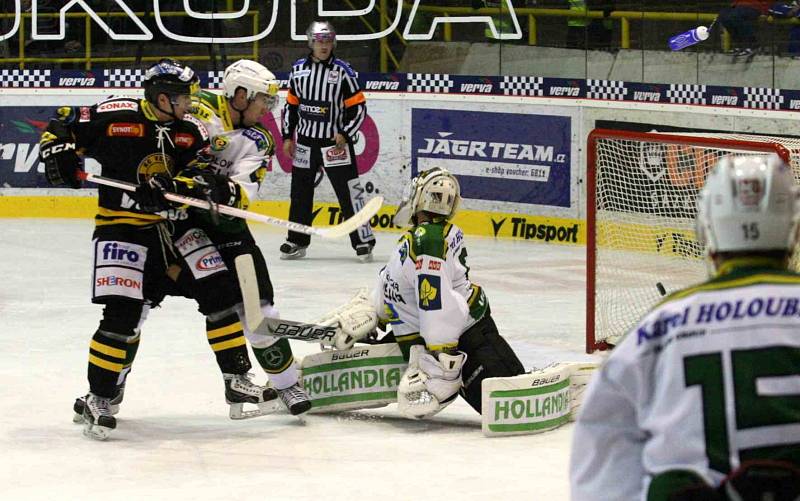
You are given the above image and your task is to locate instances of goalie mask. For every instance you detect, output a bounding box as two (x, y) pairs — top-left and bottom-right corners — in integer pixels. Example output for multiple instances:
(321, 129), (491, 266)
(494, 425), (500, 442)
(696, 154), (800, 257)
(394, 167), (462, 228)
(222, 59), (279, 112)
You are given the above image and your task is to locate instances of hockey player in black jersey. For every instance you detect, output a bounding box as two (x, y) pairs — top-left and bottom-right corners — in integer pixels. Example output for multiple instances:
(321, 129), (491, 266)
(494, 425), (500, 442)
(41, 59), (275, 439)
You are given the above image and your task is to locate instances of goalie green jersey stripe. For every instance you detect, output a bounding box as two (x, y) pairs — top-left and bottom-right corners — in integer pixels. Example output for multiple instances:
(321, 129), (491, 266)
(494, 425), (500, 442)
(488, 414), (572, 432)
(300, 356), (406, 375)
(311, 391), (398, 408)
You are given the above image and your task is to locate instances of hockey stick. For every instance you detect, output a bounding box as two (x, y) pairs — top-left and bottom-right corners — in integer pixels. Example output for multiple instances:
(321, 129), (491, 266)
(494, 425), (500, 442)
(78, 172), (383, 239)
(235, 254), (339, 345)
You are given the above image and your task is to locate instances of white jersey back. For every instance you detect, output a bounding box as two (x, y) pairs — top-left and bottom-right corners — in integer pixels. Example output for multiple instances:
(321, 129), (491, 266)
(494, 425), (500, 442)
(571, 264), (800, 500)
(374, 221), (487, 350)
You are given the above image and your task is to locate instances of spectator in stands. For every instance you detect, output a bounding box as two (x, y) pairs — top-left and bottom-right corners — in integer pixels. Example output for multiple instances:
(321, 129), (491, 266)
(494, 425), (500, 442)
(718, 0), (772, 57)
(565, 1), (615, 50)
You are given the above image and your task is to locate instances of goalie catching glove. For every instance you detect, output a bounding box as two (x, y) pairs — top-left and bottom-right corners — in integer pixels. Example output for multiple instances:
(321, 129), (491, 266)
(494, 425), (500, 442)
(316, 288), (379, 350)
(397, 345), (466, 419)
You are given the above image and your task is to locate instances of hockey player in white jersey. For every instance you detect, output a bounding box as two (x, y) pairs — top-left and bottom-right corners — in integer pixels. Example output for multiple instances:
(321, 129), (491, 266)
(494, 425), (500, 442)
(570, 155), (800, 500)
(186, 60), (312, 416)
(317, 167), (524, 418)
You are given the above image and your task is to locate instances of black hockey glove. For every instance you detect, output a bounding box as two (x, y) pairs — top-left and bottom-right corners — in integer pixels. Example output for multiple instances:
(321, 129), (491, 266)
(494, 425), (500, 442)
(40, 135), (81, 189)
(175, 169), (241, 208)
(134, 174), (176, 213)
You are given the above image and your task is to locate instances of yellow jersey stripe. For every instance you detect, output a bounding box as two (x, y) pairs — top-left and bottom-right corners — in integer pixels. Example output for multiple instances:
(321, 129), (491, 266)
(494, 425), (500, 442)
(426, 342), (459, 351)
(207, 322), (244, 340)
(211, 336), (247, 352)
(395, 333), (421, 343)
(90, 340), (126, 359)
(89, 354), (124, 372)
(264, 356), (294, 374)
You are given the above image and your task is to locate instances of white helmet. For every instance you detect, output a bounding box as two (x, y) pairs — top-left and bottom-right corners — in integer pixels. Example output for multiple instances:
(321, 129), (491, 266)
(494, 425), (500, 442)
(222, 59), (278, 110)
(395, 167), (462, 228)
(696, 154), (799, 256)
(307, 21), (336, 48)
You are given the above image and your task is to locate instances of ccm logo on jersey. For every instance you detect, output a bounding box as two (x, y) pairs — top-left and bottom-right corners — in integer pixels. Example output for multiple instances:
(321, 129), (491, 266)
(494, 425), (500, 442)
(175, 133), (195, 148)
(107, 123), (144, 137)
(96, 101), (138, 113)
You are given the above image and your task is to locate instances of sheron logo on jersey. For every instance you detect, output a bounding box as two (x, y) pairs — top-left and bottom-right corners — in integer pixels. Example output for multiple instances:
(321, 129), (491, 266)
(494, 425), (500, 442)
(107, 123), (144, 137)
(175, 133), (195, 148)
(418, 275), (441, 310)
(196, 251), (225, 271)
(96, 241), (147, 271)
(96, 100), (138, 113)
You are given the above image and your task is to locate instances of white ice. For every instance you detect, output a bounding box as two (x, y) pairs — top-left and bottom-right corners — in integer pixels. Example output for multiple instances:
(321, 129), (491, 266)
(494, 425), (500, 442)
(0, 219), (599, 500)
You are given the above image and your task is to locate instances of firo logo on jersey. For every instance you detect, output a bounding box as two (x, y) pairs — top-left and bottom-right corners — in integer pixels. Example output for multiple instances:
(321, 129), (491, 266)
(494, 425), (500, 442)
(102, 242), (140, 262)
(418, 132), (562, 163)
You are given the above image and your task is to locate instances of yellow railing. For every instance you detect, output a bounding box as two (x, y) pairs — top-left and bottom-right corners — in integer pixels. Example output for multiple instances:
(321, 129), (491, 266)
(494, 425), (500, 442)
(0, 11), (259, 70)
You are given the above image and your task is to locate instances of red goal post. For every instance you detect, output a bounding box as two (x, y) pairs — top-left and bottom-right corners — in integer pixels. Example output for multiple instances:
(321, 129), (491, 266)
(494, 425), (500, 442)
(585, 128), (799, 353)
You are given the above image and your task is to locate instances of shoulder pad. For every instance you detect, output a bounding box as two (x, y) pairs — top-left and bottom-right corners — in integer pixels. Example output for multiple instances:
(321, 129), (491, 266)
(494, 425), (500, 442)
(95, 98), (140, 114)
(242, 127), (271, 152)
(332, 59), (357, 78)
(411, 223), (446, 259)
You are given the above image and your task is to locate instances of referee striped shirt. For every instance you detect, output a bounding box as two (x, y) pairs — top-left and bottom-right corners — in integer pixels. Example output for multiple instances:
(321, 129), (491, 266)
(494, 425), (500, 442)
(281, 54), (366, 143)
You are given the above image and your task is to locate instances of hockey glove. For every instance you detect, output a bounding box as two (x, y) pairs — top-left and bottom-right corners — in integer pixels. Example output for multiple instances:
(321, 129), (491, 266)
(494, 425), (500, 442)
(317, 288), (378, 350)
(134, 174), (176, 213)
(174, 169), (241, 208)
(40, 133), (81, 189)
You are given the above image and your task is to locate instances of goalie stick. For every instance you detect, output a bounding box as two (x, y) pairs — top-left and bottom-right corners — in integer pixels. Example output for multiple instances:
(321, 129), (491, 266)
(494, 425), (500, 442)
(234, 254), (339, 345)
(78, 172), (383, 239)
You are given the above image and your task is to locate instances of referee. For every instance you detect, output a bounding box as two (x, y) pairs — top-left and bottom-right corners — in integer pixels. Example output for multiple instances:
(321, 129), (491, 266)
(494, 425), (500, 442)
(280, 20), (376, 262)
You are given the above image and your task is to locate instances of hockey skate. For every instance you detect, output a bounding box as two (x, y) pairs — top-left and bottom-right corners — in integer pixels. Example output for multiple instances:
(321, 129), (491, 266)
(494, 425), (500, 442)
(355, 244), (374, 263)
(82, 392), (117, 440)
(279, 241), (307, 260)
(278, 382), (312, 415)
(73, 386), (124, 424)
(224, 373), (280, 419)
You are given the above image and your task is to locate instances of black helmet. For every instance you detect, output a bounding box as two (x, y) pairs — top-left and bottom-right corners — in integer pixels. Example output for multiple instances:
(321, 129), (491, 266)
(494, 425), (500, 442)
(143, 58), (200, 105)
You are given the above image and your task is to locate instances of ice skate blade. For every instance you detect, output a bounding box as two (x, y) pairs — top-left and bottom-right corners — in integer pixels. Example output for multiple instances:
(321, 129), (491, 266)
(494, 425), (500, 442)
(82, 422), (113, 441)
(228, 400), (284, 420)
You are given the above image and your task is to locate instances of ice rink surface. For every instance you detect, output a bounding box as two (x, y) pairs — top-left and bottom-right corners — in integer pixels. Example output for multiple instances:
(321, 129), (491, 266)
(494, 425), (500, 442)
(1, 218), (600, 500)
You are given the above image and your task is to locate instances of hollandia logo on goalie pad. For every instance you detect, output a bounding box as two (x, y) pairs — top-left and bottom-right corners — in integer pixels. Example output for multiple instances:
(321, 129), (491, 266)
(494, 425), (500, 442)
(299, 344), (407, 413)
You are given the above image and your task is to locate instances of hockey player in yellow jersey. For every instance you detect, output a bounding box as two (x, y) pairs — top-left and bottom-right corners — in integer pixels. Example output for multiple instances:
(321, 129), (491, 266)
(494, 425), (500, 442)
(184, 60), (311, 415)
(317, 167), (524, 418)
(571, 155), (800, 500)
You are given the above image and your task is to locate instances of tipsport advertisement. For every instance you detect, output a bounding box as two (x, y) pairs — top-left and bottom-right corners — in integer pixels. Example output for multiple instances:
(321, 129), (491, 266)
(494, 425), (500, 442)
(410, 108), (572, 208)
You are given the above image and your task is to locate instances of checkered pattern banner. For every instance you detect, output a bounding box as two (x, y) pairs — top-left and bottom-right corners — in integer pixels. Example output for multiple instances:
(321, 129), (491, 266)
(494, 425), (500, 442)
(587, 79), (627, 100)
(744, 87), (784, 110)
(667, 84), (707, 105)
(104, 69), (144, 88)
(500, 76), (544, 96)
(207, 70), (224, 90)
(407, 73), (453, 93)
(0, 69), (51, 88)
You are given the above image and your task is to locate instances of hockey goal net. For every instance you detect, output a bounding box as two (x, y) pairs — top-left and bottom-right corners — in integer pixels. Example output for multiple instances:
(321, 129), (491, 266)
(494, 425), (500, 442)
(586, 128), (800, 353)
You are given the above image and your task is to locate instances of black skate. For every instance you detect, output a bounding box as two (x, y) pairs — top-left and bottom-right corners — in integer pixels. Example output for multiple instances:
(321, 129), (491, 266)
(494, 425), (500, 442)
(224, 373), (280, 419)
(278, 383), (312, 416)
(73, 386), (124, 424)
(82, 393), (117, 440)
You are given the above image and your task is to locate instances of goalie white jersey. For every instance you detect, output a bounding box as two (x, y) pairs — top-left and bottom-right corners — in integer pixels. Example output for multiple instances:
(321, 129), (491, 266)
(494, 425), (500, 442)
(570, 262), (800, 500)
(374, 221), (488, 350)
(189, 90), (275, 206)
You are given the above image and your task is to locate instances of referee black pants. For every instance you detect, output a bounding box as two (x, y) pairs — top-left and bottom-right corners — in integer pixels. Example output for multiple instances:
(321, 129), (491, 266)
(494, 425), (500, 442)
(287, 139), (375, 250)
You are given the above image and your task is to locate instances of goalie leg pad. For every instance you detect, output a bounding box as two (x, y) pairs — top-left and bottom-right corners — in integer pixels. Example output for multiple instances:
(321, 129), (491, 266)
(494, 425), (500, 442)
(397, 346), (466, 420)
(298, 343), (407, 413)
(481, 362), (598, 437)
(457, 313), (525, 413)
